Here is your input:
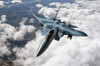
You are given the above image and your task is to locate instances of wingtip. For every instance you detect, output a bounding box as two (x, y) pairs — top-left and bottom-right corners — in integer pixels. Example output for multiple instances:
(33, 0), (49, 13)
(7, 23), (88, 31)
(83, 33), (88, 36)
(85, 34), (88, 36)
(79, 31), (88, 37)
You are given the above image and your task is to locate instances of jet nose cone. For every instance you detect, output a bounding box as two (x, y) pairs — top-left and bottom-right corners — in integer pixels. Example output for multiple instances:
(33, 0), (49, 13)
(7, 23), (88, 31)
(36, 39), (48, 57)
(36, 53), (40, 57)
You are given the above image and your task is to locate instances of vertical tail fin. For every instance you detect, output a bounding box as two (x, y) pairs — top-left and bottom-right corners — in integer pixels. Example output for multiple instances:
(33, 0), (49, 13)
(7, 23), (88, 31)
(68, 11), (74, 26)
(53, 6), (61, 21)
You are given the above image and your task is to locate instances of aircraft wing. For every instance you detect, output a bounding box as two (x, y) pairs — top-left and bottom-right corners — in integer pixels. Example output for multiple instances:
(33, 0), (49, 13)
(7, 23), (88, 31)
(32, 13), (55, 26)
(64, 28), (87, 36)
(71, 30), (87, 36)
(42, 28), (51, 35)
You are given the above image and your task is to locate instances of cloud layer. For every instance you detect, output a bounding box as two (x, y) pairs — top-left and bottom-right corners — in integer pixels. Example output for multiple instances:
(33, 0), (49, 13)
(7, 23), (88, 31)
(0, 15), (35, 57)
(11, 0), (22, 3)
(13, 0), (100, 66)
(0, 0), (100, 66)
(0, 1), (4, 6)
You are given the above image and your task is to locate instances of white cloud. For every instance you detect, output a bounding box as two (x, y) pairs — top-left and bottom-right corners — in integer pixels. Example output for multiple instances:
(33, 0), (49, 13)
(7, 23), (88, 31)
(0, 41), (11, 56)
(49, 2), (61, 8)
(11, 0), (22, 3)
(41, 55), (79, 66)
(75, 0), (100, 11)
(0, 15), (16, 56)
(13, 18), (36, 41)
(38, 7), (56, 18)
(0, 15), (7, 23)
(36, 4), (44, 8)
(0, 16), (36, 57)
(29, 18), (35, 23)
(13, 30), (44, 66)
(0, 1), (4, 6)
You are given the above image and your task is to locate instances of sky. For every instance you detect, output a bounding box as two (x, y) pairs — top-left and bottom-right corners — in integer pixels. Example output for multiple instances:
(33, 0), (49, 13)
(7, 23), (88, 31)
(0, 0), (100, 66)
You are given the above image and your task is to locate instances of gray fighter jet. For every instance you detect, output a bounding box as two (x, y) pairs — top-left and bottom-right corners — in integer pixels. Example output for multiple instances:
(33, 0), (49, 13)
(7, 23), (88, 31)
(32, 6), (87, 57)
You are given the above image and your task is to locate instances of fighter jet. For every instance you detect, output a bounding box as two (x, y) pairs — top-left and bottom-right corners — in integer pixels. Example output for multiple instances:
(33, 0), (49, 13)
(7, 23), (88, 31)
(32, 6), (87, 57)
